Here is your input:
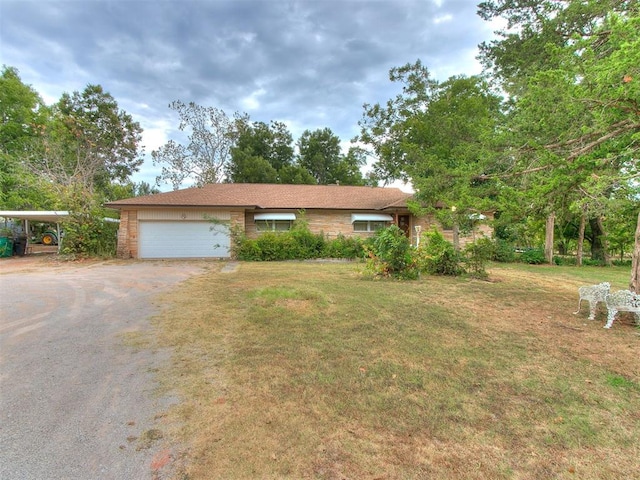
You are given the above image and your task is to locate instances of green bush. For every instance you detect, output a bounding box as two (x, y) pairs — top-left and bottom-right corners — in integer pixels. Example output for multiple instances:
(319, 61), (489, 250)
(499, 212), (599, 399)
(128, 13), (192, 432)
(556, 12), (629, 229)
(612, 259), (632, 267)
(519, 248), (546, 265)
(364, 225), (419, 279)
(553, 255), (577, 266)
(493, 239), (516, 263)
(61, 214), (117, 258)
(231, 219), (366, 262)
(464, 237), (493, 279)
(582, 258), (607, 267)
(235, 238), (263, 261)
(253, 232), (293, 261)
(289, 222), (325, 259)
(323, 234), (365, 259)
(418, 229), (464, 276)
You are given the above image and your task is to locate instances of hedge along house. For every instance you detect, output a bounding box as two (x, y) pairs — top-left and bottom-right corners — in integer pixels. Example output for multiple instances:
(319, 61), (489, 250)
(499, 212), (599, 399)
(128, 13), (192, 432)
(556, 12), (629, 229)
(106, 183), (491, 259)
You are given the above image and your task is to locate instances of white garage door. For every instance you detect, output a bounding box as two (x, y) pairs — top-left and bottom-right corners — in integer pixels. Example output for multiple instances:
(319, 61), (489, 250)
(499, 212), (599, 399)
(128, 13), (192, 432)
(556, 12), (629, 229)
(139, 221), (230, 258)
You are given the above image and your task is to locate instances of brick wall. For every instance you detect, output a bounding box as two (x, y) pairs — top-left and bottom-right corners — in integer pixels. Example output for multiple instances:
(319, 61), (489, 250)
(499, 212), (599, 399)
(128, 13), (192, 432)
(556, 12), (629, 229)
(116, 209), (138, 259)
(244, 209), (443, 244)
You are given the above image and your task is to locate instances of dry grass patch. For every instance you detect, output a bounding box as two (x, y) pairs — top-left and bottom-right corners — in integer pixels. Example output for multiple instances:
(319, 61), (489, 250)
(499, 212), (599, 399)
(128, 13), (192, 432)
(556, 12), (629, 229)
(150, 262), (640, 479)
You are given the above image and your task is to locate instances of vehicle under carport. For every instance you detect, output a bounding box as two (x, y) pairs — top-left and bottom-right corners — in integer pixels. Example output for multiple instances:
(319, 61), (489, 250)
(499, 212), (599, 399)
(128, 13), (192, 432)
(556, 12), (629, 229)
(0, 211), (69, 255)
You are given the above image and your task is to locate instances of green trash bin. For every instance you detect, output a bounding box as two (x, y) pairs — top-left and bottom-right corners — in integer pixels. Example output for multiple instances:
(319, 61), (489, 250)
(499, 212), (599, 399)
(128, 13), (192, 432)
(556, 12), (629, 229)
(0, 237), (13, 257)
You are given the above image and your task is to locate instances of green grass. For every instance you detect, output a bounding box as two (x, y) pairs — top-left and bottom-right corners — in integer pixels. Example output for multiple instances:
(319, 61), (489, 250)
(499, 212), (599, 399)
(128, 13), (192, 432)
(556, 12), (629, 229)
(150, 262), (640, 479)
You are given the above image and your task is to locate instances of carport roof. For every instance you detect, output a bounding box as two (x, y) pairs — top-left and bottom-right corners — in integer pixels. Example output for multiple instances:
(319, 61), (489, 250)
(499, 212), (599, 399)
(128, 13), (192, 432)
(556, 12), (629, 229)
(0, 211), (70, 222)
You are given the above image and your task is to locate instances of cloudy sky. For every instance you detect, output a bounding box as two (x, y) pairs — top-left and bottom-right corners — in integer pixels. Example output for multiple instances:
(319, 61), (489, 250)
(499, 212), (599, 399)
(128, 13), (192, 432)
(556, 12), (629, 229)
(1, 0), (499, 191)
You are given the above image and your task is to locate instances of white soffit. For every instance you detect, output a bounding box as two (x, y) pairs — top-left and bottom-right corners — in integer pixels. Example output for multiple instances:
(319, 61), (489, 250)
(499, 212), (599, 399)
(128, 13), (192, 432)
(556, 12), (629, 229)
(351, 213), (394, 223)
(254, 213), (296, 220)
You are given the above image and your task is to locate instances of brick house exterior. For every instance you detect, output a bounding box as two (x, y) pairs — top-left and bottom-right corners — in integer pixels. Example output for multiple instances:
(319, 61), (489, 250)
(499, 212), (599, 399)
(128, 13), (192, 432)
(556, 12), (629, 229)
(106, 183), (491, 259)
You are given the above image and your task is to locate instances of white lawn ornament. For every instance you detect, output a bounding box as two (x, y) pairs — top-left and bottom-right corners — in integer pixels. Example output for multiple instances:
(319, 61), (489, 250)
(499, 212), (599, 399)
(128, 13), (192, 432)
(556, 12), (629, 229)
(574, 282), (610, 320)
(604, 290), (640, 329)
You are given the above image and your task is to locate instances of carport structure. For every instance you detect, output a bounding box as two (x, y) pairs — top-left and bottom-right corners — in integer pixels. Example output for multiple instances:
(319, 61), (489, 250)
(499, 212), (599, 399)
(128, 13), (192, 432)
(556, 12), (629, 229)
(0, 211), (69, 254)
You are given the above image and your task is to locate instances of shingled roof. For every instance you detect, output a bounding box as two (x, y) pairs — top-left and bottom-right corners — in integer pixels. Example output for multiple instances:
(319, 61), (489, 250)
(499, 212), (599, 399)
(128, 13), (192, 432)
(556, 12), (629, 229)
(106, 183), (413, 211)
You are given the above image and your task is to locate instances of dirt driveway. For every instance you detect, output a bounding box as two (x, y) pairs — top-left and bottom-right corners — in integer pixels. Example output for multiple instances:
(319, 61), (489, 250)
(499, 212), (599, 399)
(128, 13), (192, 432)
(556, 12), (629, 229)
(0, 255), (214, 479)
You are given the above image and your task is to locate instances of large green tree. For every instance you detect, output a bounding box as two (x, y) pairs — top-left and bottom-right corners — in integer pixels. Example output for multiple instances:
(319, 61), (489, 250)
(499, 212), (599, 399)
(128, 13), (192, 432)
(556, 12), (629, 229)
(297, 128), (342, 185)
(298, 127), (368, 185)
(152, 101), (245, 189)
(0, 66), (57, 209)
(479, 1), (640, 286)
(358, 62), (504, 246)
(26, 84), (144, 196)
(227, 120), (294, 183)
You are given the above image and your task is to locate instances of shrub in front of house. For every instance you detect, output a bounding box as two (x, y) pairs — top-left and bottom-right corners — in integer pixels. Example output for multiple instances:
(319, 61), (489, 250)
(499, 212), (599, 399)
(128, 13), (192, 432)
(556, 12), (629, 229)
(323, 234), (365, 259)
(418, 228), (464, 276)
(464, 237), (493, 280)
(289, 223), (326, 259)
(364, 225), (419, 280)
(234, 238), (263, 261)
(254, 232), (296, 260)
(233, 222), (367, 261)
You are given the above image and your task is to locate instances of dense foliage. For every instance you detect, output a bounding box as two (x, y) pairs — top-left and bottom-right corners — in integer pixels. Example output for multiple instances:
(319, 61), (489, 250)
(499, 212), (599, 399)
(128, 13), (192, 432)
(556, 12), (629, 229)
(417, 228), (464, 277)
(356, 1), (640, 289)
(0, 68), (146, 256)
(230, 218), (365, 262)
(364, 225), (419, 280)
(61, 214), (118, 258)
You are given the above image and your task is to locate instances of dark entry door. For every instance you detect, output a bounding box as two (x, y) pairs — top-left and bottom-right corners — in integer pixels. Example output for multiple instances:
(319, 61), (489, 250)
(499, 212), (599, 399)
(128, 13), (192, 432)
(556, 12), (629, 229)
(398, 215), (410, 236)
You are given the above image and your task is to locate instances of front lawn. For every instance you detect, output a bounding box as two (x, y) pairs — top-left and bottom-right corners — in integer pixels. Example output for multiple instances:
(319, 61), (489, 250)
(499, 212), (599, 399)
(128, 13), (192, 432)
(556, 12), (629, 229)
(150, 262), (639, 479)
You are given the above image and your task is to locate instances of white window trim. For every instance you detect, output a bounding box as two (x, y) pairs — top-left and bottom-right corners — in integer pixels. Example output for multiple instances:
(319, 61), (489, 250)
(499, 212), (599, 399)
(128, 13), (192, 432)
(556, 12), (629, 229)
(254, 213), (296, 221)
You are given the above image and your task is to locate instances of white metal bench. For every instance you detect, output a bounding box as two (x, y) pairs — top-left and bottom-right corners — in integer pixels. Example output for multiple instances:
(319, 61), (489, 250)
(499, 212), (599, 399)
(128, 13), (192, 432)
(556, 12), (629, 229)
(574, 282), (610, 320)
(604, 290), (640, 329)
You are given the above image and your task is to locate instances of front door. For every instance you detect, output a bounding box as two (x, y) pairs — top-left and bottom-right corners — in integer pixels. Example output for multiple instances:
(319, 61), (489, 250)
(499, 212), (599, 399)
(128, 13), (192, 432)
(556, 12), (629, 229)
(398, 215), (410, 236)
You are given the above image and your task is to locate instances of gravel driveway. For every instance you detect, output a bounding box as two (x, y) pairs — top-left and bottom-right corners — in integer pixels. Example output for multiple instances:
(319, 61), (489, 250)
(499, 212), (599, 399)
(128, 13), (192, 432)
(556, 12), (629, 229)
(0, 257), (212, 479)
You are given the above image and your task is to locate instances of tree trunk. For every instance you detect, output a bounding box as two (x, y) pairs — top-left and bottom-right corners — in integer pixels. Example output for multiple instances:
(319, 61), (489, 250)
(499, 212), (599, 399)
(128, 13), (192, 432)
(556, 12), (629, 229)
(576, 213), (586, 267)
(589, 216), (611, 265)
(558, 241), (567, 256)
(630, 210), (640, 294)
(545, 212), (555, 265)
(589, 217), (603, 260)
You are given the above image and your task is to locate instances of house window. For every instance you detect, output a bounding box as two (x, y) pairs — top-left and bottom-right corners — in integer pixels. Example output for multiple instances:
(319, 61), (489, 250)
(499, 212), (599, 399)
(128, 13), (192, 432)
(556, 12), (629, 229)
(353, 220), (388, 232)
(256, 219), (293, 232)
(254, 213), (296, 232)
(351, 214), (394, 232)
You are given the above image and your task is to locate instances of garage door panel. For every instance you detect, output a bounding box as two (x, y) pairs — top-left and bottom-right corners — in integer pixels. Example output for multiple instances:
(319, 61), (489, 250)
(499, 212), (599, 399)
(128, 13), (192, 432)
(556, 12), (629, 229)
(139, 221), (230, 258)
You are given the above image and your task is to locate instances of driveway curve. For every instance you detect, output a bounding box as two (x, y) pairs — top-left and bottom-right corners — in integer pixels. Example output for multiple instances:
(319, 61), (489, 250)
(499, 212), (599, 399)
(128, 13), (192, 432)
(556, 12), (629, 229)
(0, 257), (213, 480)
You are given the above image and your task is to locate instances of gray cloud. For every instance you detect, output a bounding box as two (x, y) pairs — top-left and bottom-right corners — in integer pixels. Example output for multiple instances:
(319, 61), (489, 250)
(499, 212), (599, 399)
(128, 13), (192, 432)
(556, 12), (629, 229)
(1, 0), (496, 188)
